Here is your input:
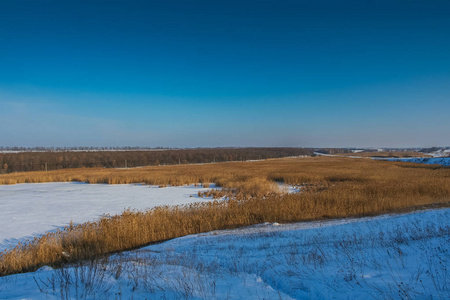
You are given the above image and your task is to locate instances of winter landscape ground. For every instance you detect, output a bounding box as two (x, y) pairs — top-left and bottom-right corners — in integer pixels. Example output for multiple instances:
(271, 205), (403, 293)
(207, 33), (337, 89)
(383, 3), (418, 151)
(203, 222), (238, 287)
(0, 155), (449, 299)
(1, 208), (448, 299)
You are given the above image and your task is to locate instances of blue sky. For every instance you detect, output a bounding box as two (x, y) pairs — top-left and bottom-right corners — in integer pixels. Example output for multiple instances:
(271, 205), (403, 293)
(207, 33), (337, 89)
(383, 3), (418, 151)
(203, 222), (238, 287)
(1, 0), (449, 147)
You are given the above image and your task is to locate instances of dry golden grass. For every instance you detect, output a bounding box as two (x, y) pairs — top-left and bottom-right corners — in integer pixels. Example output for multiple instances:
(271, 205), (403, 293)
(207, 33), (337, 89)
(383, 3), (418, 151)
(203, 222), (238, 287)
(1, 157), (449, 276)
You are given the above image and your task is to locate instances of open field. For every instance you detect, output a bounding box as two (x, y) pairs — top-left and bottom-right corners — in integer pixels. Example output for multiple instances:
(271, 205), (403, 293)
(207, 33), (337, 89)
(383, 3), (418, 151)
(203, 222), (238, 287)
(1, 156), (449, 278)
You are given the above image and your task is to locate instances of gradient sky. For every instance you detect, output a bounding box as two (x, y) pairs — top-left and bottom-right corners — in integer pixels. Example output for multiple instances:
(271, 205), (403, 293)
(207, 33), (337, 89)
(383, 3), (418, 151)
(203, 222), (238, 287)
(1, 0), (449, 148)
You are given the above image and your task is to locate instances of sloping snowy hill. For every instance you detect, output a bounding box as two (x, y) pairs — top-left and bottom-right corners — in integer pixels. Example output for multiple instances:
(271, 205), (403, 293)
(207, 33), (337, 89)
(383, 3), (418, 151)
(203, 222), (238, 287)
(1, 208), (448, 299)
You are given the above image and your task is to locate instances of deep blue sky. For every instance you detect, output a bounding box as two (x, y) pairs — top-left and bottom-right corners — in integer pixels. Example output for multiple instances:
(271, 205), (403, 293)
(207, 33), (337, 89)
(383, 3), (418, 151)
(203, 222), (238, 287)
(1, 0), (449, 147)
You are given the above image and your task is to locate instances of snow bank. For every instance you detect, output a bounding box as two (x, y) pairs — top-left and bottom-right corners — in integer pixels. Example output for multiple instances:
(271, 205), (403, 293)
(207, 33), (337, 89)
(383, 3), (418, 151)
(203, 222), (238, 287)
(426, 148), (450, 157)
(1, 208), (448, 299)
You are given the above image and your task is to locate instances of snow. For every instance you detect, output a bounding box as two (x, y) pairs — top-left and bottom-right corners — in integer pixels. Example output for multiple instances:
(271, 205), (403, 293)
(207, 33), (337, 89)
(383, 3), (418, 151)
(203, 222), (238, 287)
(426, 149), (450, 157)
(0, 182), (217, 250)
(387, 157), (450, 166)
(1, 208), (448, 299)
(277, 182), (302, 194)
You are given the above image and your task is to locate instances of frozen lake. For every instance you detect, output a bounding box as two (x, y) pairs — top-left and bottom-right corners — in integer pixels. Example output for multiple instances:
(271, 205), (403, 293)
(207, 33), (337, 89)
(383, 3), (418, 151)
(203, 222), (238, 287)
(0, 182), (216, 249)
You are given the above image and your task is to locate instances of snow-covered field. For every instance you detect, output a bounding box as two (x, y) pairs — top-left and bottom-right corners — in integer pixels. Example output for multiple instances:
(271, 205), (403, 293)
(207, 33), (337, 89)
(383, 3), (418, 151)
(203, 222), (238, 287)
(1, 208), (448, 299)
(387, 157), (450, 166)
(0, 182), (218, 250)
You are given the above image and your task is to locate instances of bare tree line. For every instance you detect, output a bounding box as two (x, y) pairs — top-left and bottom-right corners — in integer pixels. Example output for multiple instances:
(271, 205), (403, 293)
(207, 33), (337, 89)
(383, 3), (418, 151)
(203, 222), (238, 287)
(0, 147), (313, 173)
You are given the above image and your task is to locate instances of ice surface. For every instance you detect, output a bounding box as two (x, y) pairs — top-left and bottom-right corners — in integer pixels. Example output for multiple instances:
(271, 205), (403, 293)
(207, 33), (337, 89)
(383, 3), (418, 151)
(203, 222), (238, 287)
(0, 182), (216, 249)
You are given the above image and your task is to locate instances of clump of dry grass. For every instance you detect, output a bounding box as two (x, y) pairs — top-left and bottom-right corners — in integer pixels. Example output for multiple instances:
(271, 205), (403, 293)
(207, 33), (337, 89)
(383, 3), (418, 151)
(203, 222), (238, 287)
(0, 157), (449, 276)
